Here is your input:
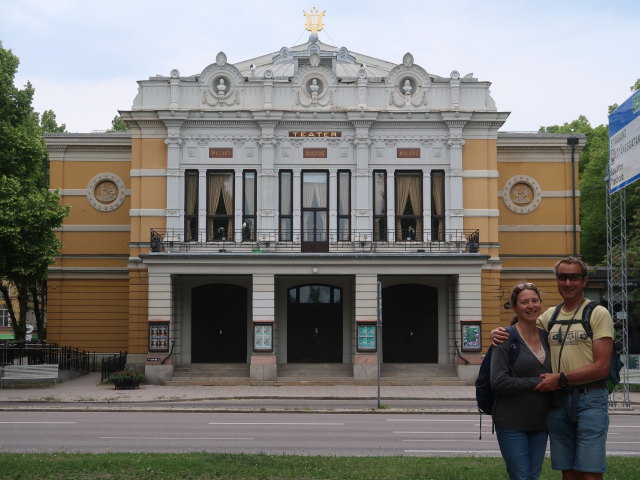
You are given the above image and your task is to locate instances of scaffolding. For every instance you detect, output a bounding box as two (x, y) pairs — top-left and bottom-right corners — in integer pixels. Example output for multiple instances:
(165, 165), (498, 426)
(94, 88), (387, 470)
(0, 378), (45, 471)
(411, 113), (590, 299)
(606, 178), (631, 408)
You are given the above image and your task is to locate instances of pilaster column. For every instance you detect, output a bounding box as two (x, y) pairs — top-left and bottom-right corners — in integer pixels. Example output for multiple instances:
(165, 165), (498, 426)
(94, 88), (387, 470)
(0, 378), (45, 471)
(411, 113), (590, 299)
(250, 274), (277, 381)
(353, 136), (372, 232)
(259, 136), (277, 231)
(353, 274), (379, 380)
(165, 134), (182, 232)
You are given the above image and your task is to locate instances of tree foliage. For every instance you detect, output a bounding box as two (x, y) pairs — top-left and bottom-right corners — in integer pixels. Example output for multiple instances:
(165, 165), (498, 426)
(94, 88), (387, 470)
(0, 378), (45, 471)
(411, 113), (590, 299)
(0, 42), (69, 341)
(109, 114), (129, 132)
(0, 177), (69, 339)
(39, 109), (67, 133)
(0, 43), (48, 188)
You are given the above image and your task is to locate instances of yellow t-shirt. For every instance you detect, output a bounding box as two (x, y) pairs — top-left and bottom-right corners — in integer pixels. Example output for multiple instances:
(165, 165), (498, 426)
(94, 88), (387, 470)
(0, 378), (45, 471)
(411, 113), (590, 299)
(537, 299), (613, 378)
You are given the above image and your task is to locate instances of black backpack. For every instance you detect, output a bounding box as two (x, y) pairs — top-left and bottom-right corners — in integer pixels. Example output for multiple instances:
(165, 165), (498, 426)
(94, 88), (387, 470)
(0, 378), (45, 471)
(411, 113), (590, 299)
(475, 325), (521, 439)
(547, 301), (623, 393)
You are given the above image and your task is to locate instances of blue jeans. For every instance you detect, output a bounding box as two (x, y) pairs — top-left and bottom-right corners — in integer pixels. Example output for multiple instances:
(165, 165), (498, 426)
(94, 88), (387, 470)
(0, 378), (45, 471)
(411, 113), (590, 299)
(547, 387), (609, 473)
(495, 427), (548, 480)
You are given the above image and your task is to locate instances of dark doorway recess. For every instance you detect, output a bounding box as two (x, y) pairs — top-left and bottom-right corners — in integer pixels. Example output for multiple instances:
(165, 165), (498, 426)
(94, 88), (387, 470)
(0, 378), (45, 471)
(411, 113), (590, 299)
(287, 285), (343, 363)
(191, 284), (247, 363)
(382, 284), (438, 363)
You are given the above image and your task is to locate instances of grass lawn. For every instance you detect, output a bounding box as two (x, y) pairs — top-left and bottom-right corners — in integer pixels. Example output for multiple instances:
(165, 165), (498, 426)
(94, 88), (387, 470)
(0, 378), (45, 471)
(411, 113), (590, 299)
(0, 453), (638, 480)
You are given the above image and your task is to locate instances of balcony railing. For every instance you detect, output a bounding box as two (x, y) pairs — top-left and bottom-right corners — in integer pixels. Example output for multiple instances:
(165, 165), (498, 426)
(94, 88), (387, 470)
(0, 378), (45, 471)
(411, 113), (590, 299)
(150, 228), (480, 254)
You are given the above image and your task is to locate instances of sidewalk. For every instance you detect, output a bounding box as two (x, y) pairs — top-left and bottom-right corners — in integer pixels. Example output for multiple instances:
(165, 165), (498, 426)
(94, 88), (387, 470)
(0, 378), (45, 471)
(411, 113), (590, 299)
(0, 372), (638, 413)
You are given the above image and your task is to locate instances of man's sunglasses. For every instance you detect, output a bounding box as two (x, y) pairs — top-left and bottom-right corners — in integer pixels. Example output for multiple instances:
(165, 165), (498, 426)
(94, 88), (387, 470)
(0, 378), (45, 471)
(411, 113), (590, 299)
(556, 274), (584, 281)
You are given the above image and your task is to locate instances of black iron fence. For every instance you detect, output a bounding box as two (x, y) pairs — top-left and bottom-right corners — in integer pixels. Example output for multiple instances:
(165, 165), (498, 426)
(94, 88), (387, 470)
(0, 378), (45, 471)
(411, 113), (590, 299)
(0, 342), (128, 383)
(100, 352), (127, 383)
(150, 228), (480, 254)
(0, 341), (93, 372)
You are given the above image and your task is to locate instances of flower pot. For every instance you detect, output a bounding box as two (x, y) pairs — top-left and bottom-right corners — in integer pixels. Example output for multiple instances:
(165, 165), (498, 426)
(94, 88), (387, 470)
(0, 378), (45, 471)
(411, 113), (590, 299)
(112, 379), (141, 390)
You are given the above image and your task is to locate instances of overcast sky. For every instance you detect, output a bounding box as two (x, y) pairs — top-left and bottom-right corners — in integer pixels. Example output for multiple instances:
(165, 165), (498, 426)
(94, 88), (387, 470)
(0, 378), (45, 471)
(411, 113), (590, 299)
(2, 0), (638, 133)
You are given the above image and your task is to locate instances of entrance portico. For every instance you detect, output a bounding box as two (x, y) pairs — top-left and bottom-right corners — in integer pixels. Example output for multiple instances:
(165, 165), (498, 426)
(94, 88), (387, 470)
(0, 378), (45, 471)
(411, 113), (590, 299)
(140, 253), (485, 384)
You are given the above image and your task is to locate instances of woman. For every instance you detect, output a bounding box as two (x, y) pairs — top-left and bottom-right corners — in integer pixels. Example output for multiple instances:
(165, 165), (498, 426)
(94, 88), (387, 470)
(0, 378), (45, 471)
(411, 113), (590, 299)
(491, 282), (551, 480)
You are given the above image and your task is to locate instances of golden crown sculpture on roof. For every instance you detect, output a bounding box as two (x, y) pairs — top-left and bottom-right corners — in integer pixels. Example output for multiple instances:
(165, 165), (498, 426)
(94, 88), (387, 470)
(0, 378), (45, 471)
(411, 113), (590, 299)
(303, 6), (325, 34)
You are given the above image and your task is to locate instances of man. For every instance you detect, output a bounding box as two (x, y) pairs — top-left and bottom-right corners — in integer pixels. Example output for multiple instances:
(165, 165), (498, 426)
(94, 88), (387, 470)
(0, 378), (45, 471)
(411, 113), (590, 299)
(492, 256), (613, 480)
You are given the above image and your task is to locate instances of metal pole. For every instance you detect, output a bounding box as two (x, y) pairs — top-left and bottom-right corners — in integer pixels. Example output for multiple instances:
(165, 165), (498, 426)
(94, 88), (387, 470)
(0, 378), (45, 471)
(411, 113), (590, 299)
(377, 280), (382, 408)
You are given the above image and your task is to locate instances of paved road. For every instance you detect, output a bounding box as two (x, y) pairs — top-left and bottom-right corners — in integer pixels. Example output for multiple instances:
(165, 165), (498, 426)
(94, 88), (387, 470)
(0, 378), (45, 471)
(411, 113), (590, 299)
(1, 410), (639, 457)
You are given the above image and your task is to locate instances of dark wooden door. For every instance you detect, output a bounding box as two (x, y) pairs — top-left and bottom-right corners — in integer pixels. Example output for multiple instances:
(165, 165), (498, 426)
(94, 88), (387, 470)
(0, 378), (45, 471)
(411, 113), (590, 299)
(191, 284), (247, 363)
(382, 284), (438, 363)
(287, 285), (342, 362)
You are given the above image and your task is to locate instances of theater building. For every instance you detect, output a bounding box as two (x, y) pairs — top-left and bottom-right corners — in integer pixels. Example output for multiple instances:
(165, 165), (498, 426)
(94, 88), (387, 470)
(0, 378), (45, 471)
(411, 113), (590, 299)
(44, 29), (583, 384)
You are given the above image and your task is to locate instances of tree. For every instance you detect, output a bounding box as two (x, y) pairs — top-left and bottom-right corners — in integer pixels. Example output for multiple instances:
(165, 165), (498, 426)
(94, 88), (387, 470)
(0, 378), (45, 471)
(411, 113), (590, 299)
(0, 42), (69, 341)
(0, 177), (69, 340)
(0, 43), (48, 188)
(109, 114), (129, 132)
(39, 109), (66, 133)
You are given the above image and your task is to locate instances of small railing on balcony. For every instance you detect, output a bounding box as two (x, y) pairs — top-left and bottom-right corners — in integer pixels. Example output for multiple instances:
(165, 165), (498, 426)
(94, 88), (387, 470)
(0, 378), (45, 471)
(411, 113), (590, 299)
(150, 228), (480, 254)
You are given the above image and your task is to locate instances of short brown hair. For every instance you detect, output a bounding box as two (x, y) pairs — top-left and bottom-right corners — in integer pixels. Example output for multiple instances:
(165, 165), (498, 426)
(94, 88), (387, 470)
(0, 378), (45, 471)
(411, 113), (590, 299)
(553, 256), (588, 277)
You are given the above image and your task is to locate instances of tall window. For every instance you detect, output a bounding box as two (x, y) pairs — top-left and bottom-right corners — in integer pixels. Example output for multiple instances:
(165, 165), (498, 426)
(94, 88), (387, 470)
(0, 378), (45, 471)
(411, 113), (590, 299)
(206, 171), (234, 241)
(302, 171), (328, 242)
(0, 307), (9, 327)
(395, 171), (422, 241)
(337, 170), (351, 241)
(431, 170), (445, 241)
(184, 170), (198, 241)
(242, 170), (256, 241)
(373, 170), (387, 241)
(279, 170), (293, 241)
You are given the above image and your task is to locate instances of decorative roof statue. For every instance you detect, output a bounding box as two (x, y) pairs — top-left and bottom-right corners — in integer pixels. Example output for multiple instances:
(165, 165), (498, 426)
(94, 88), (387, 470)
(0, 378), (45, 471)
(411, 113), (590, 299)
(303, 6), (325, 34)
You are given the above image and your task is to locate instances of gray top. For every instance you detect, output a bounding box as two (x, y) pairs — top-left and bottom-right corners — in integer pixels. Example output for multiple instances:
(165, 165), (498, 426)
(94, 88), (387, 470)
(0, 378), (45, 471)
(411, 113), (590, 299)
(490, 328), (551, 431)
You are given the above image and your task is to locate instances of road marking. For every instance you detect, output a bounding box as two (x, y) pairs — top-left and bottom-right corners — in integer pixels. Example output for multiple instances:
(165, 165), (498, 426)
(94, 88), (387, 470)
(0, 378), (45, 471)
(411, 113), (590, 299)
(388, 419), (476, 422)
(100, 436), (253, 441)
(395, 431), (489, 435)
(0, 421), (76, 424)
(403, 439), (500, 443)
(208, 422), (344, 426)
(405, 449), (502, 454)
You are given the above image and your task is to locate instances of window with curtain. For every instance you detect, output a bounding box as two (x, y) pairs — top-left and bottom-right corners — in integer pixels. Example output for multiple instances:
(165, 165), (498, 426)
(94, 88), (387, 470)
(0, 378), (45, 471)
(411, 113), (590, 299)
(395, 171), (422, 241)
(337, 170), (351, 241)
(184, 170), (199, 242)
(431, 170), (445, 241)
(279, 170), (293, 241)
(206, 171), (234, 241)
(373, 170), (387, 241)
(302, 171), (328, 242)
(242, 170), (256, 241)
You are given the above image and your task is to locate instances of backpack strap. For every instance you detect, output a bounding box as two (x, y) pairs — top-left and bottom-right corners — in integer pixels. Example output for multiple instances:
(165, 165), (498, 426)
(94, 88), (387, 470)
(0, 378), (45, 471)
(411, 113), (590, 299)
(547, 300), (599, 339)
(505, 325), (521, 366)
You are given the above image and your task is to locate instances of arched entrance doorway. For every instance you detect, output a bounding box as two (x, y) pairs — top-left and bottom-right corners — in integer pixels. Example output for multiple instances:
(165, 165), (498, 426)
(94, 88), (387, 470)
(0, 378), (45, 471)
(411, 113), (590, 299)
(191, 284), (247, 363)
(287, 284), (343, 362)
(382, 284), (438, 362)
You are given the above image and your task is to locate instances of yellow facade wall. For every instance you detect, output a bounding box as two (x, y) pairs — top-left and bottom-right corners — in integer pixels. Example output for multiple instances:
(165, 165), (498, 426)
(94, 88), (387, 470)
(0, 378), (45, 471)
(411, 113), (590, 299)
(47, 278), (129, 352)
(127, 268), (149, 355)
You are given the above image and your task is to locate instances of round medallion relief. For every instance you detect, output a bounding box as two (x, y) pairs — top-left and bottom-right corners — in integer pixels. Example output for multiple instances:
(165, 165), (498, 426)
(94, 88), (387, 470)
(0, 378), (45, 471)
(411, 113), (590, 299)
(87, 173), (126, 212)
(502, 175), (542, 214)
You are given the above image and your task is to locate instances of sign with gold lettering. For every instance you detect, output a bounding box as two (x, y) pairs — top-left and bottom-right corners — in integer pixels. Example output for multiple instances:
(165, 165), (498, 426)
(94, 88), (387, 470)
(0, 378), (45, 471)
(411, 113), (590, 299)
(209, 148), (233, 158)
(303, 148), (327, 158)
(289, 131), (341, 138)
(397, 148), (420, 158)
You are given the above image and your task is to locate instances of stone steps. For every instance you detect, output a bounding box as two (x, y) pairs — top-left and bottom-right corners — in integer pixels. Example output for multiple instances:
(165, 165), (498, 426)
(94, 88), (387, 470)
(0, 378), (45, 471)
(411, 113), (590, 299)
(164, 362), (467, 386)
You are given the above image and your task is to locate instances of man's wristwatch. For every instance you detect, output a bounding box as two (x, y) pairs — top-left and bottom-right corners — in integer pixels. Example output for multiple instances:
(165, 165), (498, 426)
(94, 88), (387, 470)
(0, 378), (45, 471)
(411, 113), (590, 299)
(559, 372), (568, 389)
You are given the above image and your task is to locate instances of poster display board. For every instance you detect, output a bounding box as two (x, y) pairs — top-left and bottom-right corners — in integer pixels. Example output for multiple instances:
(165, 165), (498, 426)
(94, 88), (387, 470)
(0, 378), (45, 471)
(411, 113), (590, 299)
(609, 91), (640, 193)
